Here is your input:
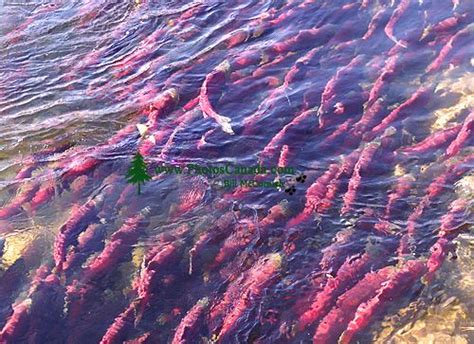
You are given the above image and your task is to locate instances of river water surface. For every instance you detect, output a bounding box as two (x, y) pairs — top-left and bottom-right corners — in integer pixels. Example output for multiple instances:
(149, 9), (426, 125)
(0, 0), (473, 343)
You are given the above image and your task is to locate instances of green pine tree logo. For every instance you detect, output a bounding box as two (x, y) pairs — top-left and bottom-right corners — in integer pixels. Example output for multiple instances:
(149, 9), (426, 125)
(126, 152), (151, 195)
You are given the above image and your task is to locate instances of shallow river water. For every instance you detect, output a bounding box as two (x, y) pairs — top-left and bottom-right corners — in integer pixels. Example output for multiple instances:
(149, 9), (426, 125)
(0, 0), (473, 343)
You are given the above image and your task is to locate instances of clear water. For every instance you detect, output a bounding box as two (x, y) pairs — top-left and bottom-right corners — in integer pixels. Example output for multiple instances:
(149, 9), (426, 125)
(0, 0), (472, 343)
